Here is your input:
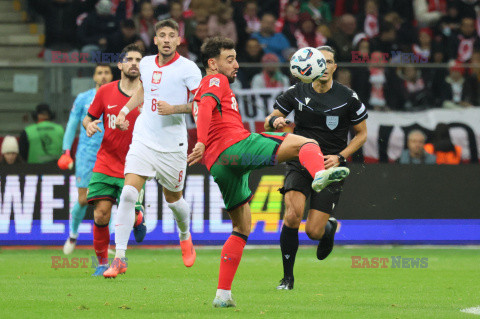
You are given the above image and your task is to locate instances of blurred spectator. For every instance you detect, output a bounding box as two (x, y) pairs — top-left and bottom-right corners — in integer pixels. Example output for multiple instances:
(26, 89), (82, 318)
(336, 68), (352, 88)
(412, 28), (433, 62)
(208, 3), (238, 44)
(413, 0), (446, 27)
(384, 11), (417, 51)
(379, 0), (414, 24)
(331, 14), (357, 62)
(469, 50), (480, 105)
(438, 61), (474, 108)
(369, 21), (399, 54)
(251, 53), (290, 88)
(29, 0), (99, 61)
(0, 136), (23, 165)
(438, 1), (461, 37)
(188, 22), (209, 62)
(358, 0), (379, 38)
(294, 13), (327, 48)
(424, 123), (462, 164)
(279, 3), (299, 47)
(135, 1), (157, 51)
(166, 1), (194, 41)
(447, 17), (480, 62)
(252, 13), (290, 61)
(300, 0), (332, 24)
(77, 0), (116, 55)
(398, 66), (432, 110)
(244, 0), (261, 35)
(238, 38), (264, 87)
(154, 0), (171, 21)
(351, 34), (371, 106)
(111, 0), (137, 24)
(19, 104), (64, 164)
(107, 19), (141, 54)
(398, 130), (437, 164)
(334, 0), (362, 16)
(367, 51), (404, 110)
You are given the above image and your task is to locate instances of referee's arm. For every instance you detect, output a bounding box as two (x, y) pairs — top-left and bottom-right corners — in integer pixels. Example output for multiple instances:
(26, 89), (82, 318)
(264, 110), (288, 131)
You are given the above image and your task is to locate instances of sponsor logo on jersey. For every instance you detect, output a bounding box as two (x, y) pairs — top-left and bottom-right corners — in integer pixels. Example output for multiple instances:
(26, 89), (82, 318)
(107, 105), (117, 109)
(209, 77), (220, 87)
(152, 71), (162, 84)
(326, 116), (339, 130)
(305, 97), (311, 105)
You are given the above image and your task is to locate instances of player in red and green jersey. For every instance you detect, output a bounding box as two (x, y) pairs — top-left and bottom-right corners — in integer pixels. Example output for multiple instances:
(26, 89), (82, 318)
(188, 37), (351, 308)
(82, 44), (146, 276)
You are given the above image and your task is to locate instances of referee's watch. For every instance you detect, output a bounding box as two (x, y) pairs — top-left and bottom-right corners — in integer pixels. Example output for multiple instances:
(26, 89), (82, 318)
(337, 154), (346, 163)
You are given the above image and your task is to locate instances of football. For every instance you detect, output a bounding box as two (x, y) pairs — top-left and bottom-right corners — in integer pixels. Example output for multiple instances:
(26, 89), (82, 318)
(289, 47), (327, 83)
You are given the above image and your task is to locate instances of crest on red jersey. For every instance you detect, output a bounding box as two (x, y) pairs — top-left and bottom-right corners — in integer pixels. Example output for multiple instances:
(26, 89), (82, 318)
(152, 71), (162, 84)
(209, 77), (220, 87)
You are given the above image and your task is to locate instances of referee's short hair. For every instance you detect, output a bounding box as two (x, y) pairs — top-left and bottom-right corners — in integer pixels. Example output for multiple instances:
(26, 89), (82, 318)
(317, 45), (336, 63)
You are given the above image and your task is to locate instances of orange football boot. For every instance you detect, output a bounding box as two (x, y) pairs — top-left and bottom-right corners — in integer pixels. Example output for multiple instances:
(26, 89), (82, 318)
(103, 257), (127, 278)
(180, 235), (196, 267)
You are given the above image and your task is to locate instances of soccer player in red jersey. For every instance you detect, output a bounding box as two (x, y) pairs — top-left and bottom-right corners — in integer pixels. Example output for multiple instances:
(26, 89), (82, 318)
(82, 44), (146, 276)
(188, 37), (350, 307)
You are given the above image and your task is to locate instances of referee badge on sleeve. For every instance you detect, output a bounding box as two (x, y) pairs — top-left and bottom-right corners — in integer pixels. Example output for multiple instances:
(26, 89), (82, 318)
(326, 116), (339, 130)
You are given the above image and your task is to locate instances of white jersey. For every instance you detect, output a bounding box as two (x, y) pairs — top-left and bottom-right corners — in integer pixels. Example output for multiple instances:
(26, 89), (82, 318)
(133, 52), (202, 152)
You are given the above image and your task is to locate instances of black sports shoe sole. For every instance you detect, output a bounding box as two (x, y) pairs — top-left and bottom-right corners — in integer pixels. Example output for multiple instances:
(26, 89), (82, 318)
(317, 218), (338, 260)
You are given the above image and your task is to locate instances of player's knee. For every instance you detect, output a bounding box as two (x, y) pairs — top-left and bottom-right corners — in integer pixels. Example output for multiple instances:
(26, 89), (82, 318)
(120, 185), (139, 204)
(305, 226), (324, 240)
(284, 207), (302, 228)
(164, 191), (182, 203)
(94, 208), (110, 224)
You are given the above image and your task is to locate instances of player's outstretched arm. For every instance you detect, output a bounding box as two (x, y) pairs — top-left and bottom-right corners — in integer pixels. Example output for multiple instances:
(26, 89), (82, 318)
(264, 109), (289, 131)
(157, 101), (193, 115)
(115, 85), (144, 130)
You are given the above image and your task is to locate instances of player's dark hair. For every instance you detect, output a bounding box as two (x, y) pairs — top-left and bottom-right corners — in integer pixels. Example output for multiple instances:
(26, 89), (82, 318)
(121, 44), (145, 58)
(94, 63), (112, 73)
(155, 19), (179, 34)
(317, 45), (336, 63)
(201, 36), (236, 69)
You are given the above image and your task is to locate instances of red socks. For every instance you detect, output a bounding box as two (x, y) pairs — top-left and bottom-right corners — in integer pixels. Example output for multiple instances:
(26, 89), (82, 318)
(299, 142), (325, 178)
(93, 223), (109, 265)
(217, 232), (247, 290)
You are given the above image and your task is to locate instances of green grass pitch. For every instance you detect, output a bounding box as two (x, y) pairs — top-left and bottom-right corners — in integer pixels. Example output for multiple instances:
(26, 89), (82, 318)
(0, 246), (478, 318)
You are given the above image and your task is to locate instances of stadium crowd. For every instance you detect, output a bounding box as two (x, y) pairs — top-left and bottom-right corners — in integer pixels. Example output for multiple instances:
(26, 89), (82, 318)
(24, 0), (480, 111)
(2, 0), (475, 165)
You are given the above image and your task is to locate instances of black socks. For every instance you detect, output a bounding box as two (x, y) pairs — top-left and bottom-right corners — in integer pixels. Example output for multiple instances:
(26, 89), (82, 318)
(280, 224), (299, 279)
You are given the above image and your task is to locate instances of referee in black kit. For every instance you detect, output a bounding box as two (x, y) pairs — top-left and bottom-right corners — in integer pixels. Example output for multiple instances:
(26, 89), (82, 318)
(264, 46), (368, 290)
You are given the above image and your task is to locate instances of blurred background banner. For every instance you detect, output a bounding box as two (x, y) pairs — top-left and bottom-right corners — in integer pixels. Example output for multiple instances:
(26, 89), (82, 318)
(1, 164), (479, 245)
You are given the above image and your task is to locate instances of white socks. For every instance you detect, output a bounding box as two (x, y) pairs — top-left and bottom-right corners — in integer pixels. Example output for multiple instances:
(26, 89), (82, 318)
(168, 198), (191, 241)
(216, 289), (232, 300)
(115, 185), (138, 255)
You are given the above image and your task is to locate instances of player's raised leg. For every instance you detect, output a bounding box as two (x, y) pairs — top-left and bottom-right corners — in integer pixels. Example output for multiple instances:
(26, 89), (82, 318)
(104, 173), (146, 278)
(276, 134), (350, 192)
(164, 188), (196, 267)
(63, 187), (88, 254)
(277, 190), (305, 290)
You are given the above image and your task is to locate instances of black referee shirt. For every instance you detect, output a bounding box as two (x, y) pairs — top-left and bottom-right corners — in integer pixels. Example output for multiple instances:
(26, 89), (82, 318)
(274, 81), (368, 155)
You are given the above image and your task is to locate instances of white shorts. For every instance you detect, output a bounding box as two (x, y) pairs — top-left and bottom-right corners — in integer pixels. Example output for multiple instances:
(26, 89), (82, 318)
(124, 141), (187, 192)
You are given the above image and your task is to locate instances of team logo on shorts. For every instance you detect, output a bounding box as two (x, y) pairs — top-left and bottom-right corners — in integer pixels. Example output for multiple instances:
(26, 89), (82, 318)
(209, 77), (220, 87)
(152, 71), (162, 84)
(326, 116), (339, 130)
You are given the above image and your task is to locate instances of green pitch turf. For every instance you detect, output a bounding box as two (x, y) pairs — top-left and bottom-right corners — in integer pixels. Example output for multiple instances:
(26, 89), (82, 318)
(0, 246), (478, 318)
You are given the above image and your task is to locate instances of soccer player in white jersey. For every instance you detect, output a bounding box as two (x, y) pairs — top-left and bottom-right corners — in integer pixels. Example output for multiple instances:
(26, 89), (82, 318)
(103, 19), (202, 278)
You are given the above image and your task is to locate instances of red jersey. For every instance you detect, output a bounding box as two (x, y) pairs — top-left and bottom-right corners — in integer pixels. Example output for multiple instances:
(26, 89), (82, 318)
(193, 74), (250, 170)
(88, 80), (140, 178)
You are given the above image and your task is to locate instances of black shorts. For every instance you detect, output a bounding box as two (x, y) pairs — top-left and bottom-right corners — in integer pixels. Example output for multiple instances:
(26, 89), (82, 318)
(279, 160), (344, 215)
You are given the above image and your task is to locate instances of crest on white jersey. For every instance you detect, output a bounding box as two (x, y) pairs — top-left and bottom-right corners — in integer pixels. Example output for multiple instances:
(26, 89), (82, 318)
(326, 116), (339, 130)
(209, 77), (220, 87)
(152, 71), (162, 84)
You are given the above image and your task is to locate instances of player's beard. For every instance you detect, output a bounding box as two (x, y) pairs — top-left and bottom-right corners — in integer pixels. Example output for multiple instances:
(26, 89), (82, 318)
(123, 69), (139, 80)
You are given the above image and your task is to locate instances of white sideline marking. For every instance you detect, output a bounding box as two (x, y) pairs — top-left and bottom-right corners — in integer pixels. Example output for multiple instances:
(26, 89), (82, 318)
(461, 306), (480, 315)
